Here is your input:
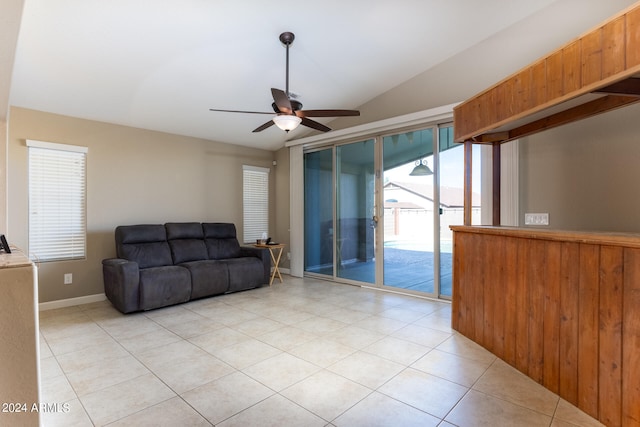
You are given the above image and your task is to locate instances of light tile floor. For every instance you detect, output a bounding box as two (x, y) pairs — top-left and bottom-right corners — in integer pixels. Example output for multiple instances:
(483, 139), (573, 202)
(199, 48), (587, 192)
(38, 276), (605, 427)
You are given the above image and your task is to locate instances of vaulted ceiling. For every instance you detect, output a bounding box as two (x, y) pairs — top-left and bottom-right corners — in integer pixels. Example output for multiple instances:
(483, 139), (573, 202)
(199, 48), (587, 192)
(3, 0), (637, 150)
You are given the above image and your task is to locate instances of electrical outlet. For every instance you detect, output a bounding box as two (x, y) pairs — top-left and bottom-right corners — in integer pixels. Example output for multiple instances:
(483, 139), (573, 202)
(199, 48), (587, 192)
(64, 273), (73, 285)
(287, 252), (291, 260)
(524, 213), (549, 225)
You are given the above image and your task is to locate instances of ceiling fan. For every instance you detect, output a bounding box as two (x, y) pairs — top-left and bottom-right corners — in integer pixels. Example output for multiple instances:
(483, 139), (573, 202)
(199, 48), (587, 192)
(209, 31), (360, 133)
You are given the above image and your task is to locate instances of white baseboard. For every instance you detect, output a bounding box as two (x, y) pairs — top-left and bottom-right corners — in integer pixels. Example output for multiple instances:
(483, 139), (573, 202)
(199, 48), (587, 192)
(39, 293), (107, 311)
(37, 271), (293, 311)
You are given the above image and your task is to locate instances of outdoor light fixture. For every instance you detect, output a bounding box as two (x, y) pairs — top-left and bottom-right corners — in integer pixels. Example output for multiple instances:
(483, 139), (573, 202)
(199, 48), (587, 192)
(272, 114), (301, 132)
(410, 159), (433, 176)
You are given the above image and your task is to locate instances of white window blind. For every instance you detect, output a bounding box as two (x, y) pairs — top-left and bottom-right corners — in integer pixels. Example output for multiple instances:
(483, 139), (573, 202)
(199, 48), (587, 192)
(243, 165), (269, 243)
(27, 140), (88, 262)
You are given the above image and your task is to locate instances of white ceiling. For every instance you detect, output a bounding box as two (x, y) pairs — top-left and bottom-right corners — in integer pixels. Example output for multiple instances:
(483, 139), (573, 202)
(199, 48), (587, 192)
(6, 0), (582, 150)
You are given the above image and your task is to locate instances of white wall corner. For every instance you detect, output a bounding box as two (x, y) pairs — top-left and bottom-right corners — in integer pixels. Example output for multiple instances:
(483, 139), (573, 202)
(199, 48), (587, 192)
(480, 145), (493, 225)
(480, 140), (519, 226)
(500, 140), (519, 226)
(289, 145), (304, 277)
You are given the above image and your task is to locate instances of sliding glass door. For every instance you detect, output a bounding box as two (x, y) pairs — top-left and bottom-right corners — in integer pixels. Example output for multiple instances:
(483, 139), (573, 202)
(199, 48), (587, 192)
(303, 124), (479, 299)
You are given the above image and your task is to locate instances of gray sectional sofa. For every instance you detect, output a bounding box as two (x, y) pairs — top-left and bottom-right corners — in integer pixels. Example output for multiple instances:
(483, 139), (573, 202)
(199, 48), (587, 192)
(102, 222), (269, 313)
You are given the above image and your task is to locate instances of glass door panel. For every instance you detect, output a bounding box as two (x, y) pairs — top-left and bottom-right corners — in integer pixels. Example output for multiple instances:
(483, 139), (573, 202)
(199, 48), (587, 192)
(335, 140), (376, 284)
(304, 148), (334, 276)
(382, 129), (435, 294)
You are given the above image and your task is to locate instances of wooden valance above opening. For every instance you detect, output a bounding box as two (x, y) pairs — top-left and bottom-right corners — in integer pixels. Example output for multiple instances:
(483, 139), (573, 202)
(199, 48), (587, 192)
(453, 2), (640, 145)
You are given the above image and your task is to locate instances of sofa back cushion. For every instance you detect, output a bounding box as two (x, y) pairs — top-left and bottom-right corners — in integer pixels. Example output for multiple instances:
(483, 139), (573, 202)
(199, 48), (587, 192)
(202, 223), (241, 259)
(166, 222), (208, 264)
(116, 224), (173, 269)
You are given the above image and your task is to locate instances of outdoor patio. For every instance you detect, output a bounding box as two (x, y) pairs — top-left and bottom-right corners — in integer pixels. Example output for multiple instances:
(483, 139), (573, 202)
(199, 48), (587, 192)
(308, 247), (453, 297)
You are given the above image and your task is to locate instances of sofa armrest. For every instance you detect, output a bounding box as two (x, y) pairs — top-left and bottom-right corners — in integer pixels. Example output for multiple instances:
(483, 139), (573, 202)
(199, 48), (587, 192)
(102, 258), (141, 314)
(240, 246), (270, 284)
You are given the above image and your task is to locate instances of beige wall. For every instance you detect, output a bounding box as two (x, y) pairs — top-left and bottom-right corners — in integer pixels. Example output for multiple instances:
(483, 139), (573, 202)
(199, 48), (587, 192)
(1, 120), (6, 232)
(274, 146), (291, 268)
(519, 102), (640, 232)
(8, 107), (280, 302)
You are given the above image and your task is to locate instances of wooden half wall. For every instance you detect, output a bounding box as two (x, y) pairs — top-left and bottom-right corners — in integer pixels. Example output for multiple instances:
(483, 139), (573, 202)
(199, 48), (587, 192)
(451, 226), (640, 427)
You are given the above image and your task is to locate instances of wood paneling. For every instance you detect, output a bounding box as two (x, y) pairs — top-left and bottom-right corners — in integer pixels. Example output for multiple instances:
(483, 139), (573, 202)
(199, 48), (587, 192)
(543, 241), (561, 394)
(531, 60), (547, 107)
(627, 6), (640, 67)
(527, 239), (546, 383)
(503, 236), (519, 366)
(454, 2), (640, 144)
(582, 28), (603, 87)
(451, 226), (640, 427)
(559, 241), (580, 405)
(622, 248), (640, 426)
(577, 244), (599, 417)
(563, 41), (582, 94)
(603, 17), (626, 78)
(546, 50), (564, 101)
(599, 245), (623, 427)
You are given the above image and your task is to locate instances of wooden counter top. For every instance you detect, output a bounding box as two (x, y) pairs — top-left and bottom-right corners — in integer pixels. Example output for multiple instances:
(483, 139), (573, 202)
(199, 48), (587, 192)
(450, 225), (640, 248)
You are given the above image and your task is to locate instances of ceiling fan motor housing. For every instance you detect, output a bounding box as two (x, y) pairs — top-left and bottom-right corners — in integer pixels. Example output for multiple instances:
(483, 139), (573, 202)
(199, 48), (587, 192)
(279, 32), (295, 46)
(272, 100), (302, 114)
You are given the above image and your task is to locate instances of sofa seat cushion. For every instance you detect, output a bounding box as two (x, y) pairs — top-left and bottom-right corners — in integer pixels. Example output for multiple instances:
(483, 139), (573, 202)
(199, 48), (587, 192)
(139, 266), (191, 310)
(223, 257), (265, 292)
(179, 260), (229, 299)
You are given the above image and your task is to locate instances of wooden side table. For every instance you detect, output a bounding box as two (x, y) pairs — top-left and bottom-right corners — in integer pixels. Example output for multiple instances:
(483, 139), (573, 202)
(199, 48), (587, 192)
(254, 243), (285, 285)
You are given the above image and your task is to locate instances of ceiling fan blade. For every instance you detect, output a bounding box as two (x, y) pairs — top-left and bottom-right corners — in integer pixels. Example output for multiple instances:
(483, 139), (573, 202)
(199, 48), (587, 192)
(298, 109), (360, 118)
(252, 120), (275, 133)
(271, 88), (293, 114)
(301, 117), (331, 132)
(209, 108), (273, 115)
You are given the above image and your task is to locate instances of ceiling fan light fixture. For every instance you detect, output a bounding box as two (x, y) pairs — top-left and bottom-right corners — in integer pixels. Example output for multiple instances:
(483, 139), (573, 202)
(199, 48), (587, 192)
(273, 114), (301, 132)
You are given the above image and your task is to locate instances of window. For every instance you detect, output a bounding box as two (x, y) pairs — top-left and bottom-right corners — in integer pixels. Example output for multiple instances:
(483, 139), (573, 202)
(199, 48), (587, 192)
(28, 140), (87, 262)
(242, 165), (269, 243)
